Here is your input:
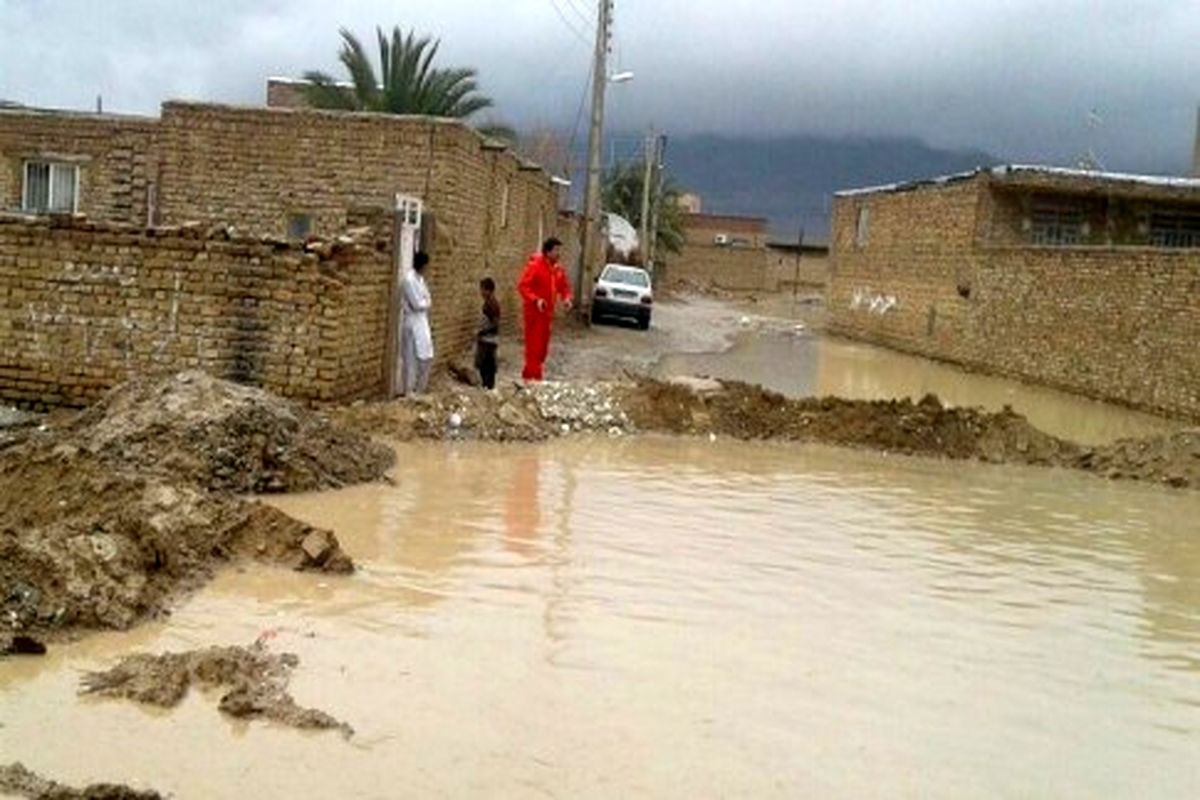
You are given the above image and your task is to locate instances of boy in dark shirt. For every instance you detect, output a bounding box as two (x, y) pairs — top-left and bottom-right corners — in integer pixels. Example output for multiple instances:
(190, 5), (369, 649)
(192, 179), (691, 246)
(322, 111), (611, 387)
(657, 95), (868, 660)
(476, 277), (501, 389)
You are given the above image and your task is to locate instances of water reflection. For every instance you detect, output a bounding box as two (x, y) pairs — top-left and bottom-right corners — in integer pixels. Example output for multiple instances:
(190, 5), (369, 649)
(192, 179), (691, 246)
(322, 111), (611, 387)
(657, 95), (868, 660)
(3, 438), (1198, 798)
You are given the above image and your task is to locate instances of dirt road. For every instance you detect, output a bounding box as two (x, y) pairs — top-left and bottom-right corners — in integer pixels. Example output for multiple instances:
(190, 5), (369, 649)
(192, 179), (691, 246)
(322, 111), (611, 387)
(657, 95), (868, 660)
(484, 292), (812, 385)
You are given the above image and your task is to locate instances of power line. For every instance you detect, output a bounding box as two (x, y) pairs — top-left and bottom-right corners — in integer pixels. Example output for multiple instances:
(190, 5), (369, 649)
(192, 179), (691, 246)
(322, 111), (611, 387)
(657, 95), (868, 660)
(547, 0), (593, 48)
(562, 0), (596, 30)
(566, 58), (595, 175)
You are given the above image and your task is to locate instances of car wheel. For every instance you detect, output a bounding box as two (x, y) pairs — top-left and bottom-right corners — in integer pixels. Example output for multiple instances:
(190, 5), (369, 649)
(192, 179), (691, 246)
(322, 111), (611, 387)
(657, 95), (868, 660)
(639, 313), (651, 331)
(590, 307), (601, 325)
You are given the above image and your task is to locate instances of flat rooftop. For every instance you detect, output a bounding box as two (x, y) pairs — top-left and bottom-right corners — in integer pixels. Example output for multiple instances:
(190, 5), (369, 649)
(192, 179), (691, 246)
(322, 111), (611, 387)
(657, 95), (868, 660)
(837, 165), (1200, 201)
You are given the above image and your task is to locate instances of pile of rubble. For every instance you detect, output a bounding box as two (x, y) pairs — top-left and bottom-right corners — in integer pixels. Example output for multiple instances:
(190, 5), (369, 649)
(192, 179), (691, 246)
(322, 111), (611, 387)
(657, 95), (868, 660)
(65, 370), (394, 494)
(336, 381), (633, 443)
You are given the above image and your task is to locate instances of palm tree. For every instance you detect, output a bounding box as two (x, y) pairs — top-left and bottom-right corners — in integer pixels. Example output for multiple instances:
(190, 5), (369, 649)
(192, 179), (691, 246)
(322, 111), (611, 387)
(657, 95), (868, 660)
(601, 160), (686, 261)
(303, 26), (514, 141)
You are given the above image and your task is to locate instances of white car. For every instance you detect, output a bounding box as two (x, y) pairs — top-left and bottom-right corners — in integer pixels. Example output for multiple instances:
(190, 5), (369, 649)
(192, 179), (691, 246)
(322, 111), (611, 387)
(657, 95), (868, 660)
(591, 264), (653, 330)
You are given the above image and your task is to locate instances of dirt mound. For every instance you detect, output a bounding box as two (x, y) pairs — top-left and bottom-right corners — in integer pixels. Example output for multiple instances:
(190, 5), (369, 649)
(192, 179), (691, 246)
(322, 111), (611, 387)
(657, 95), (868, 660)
(0, 451), (351, 642)
(79, 642), (352, 737)
(1077, 429), (1200, 489)
(621, 379), (1082, 466)
(0, 372), (375, 650)
(66, 370), (394, 493)
(0, 763), (162, 800)
(336, 382), (631, 443)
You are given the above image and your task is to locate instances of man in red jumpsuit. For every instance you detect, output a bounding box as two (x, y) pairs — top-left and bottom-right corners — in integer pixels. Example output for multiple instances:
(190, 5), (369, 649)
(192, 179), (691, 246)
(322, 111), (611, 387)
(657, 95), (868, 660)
(517, 237), (573, 381)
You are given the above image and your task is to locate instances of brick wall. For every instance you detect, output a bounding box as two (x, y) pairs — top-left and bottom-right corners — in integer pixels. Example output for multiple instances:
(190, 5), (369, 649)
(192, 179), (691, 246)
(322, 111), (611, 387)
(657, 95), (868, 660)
(0, 109), (157, 224)
(0, 214), (392, 407)
(670, 242), (770, 290)
(0, 103), (568, 394)
(265, 79), (312, 109)
(767, 250), (829, 292)
(828, 175), (1200, 419)
(828, 179), (981, 356)
(154, 103), (563, 365)
(964, 247), (1200, 416)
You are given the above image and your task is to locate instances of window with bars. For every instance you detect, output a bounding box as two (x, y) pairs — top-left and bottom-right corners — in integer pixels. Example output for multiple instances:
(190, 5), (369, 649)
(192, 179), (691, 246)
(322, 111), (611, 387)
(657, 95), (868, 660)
(1029, 205), (1084, 245)
(22, 161), (79, 213)
(1148, 212), (1200, 248)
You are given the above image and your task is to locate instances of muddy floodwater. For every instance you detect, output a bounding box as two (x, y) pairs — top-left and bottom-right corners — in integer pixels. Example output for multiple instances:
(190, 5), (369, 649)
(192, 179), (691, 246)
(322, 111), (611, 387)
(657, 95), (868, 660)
(658, 332), (1182, 445)
(3, 438), (1199, 798)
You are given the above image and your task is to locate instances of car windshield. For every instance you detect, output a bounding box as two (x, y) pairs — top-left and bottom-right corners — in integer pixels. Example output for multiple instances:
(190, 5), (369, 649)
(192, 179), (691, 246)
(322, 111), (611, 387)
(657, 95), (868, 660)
(603, 267), (650, 287)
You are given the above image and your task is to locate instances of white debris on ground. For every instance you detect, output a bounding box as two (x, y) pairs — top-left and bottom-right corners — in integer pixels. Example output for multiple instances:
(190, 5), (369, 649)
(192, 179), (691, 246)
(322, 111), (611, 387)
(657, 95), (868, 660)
(387, 381), (636, 442)
(0, 406), (36, 429)
(525, 381), (631, 435)
(0, 405), (40, 451)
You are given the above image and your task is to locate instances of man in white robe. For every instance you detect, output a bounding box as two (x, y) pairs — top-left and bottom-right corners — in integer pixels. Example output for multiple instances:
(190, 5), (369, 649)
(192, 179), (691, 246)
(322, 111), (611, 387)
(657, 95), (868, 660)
(400, 251), (434, 395)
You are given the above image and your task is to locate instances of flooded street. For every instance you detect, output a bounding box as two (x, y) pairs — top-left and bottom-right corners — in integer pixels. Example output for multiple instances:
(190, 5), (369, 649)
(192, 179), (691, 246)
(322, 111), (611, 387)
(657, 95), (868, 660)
(3, 437), (1199, 798)
(658, 330), (1181, 446)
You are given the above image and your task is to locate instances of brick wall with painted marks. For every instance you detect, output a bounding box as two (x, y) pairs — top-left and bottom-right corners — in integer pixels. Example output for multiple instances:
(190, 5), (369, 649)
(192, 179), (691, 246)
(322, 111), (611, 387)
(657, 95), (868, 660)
(828, 173), (1200, 419)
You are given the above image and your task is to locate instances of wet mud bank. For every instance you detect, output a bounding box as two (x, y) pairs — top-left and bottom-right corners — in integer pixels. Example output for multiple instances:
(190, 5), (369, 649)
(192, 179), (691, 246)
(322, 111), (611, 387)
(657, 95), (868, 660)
(338, 378), (1200, 490)
(79, 641), (353, 737)
(1, 372), (392, 654)
(0, 763), (162, 800)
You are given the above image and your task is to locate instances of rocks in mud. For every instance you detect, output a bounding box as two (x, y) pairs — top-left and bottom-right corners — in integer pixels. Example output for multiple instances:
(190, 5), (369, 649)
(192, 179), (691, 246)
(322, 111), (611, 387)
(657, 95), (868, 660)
(1075, 429), (1200, 489)
(0, 763), (163, 800)
(526, 382), (631, 434)
(65, 370), (395, 494)
(79, 642), (353, 737)
(336, 381), (633, 443)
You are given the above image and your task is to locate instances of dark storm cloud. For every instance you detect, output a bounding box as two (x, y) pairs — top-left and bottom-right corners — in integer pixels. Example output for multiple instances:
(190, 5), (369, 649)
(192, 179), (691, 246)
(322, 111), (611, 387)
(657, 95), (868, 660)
(2, 0), (1197, 171)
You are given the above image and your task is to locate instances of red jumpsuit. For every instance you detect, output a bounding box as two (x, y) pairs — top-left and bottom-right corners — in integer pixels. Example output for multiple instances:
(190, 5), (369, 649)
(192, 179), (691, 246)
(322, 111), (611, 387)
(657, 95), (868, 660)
(517, 252), (573, 381)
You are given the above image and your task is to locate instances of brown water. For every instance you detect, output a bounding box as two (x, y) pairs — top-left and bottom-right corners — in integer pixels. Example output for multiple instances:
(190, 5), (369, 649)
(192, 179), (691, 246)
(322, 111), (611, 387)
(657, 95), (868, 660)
(3, 438), (1199, 798)
(658, 332), (1182, 445)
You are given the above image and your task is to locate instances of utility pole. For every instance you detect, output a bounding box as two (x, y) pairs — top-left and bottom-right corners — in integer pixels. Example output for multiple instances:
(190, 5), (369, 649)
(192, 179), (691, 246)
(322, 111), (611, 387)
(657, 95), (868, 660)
(646, 134), (667, 273)
(576, 0), (613, 318)
(791, 223), (805, 314)
(639, 127), (654, 266)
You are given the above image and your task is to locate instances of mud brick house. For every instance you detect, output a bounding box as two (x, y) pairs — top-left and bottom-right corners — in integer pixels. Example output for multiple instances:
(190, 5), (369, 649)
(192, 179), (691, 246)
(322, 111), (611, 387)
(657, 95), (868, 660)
(672, 213), (770, 291)
(0, 100), (570, 407)
(829, 165), (1200, 419)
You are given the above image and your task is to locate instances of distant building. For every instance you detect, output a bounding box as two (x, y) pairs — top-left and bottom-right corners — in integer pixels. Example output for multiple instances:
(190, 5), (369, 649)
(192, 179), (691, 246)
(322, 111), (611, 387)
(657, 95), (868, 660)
(265, 77), (316, 109)
(676, 192), (703, 214)
(829, 165), (1200, 419)
(670, 213), (770, 290)
(765, 241), (830, 292)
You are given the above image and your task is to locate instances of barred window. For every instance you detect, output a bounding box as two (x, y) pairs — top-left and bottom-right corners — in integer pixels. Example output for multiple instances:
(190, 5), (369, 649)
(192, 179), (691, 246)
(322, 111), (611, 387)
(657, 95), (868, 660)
(1029, 204), (1084, 245)
(1148, 212), (1200, 248)
(22, 161), (79, 213)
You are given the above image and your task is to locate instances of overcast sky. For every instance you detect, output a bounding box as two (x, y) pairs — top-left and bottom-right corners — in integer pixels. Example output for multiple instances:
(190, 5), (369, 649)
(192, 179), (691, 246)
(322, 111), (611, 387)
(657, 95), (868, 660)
(2, 0), (1198, 172)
